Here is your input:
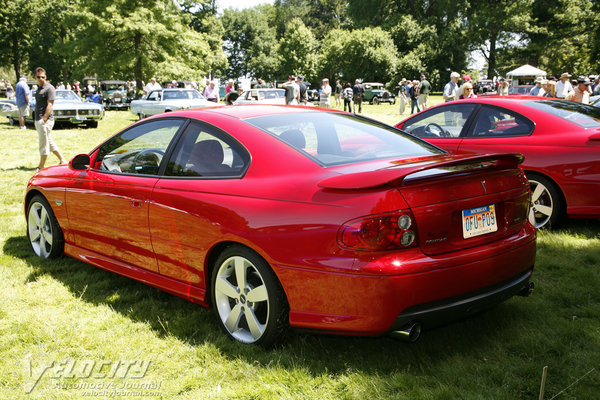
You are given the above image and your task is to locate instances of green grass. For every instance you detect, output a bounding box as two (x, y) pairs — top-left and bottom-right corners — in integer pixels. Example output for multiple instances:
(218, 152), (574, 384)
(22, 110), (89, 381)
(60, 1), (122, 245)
(1, 106), (599, 399)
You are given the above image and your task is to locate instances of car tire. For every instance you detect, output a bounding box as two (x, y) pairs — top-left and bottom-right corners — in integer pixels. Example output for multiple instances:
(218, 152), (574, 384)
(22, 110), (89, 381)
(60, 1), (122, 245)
(87, 121), (98, 129)
(526, 173), (565, 229)
(211, 245), (288, 347)
(27, 194), (65, 259)
(138, 113), (144, 120)
(8, 116), (15, 125)
(372, 97), (379, 105)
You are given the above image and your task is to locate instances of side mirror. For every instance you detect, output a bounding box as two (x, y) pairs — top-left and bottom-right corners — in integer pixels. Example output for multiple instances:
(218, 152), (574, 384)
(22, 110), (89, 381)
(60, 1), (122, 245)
(70, 154), (90, 171)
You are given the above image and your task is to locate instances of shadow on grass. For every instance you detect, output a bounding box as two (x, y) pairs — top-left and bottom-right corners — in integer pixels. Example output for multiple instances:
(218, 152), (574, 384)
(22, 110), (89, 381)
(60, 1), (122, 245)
(0, 166), (38, 172)
(4, 223), (591, 376)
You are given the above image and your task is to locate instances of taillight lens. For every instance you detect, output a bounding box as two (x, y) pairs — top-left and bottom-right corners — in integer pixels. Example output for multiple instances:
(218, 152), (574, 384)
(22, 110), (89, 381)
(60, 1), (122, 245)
(339, 211), (418, 251)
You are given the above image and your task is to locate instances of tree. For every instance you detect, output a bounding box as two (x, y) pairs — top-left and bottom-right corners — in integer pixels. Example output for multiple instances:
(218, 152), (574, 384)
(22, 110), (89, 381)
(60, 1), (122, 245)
(68, 0), (213, 89)
(221, 7), (279, 79)
(320, 27), (398, 84)
(0, 0), (35, 81)
(278, 18), (318, 81)
(468, 0), (534, 78)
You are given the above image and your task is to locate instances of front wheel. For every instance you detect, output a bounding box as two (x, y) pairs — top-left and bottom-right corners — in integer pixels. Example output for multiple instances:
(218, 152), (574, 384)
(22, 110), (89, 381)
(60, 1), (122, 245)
(527, 173), (564, 229)
(27, 195), (65, 258)
(372, 97), (379, 105)
(211, 245), (288, 347)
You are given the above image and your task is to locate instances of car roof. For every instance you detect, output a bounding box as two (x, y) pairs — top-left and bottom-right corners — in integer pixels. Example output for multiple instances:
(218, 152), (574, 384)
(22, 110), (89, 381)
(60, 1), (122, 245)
(101, 80), (127, 84)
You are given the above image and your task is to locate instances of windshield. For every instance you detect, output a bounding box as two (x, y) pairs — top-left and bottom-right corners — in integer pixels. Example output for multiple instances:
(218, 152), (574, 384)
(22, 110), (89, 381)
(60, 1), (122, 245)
(525, 100), (600, 128)
(54, 90), (82, 102)
(246, 112), (444, 166)
(162, 90), (204, 100)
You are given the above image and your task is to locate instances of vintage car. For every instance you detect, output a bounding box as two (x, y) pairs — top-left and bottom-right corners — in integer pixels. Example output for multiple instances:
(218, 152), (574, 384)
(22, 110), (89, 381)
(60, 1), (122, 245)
(130, 89), (212, 119)
(82, 77), (99, 97)
(26, 105), (536, 347)
(0, 99), (17, 121)
(396, 97), (600, 229)
(233, 89), (286, 105)
(362, 82), (396, 105)
(6, 89), (104, 128)
(100, 80), (131, 110)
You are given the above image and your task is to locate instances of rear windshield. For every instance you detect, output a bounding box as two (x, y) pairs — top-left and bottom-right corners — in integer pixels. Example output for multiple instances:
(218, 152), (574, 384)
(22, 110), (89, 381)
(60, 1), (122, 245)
(525, 100), (600, 128)
(245, 112), (444, 166)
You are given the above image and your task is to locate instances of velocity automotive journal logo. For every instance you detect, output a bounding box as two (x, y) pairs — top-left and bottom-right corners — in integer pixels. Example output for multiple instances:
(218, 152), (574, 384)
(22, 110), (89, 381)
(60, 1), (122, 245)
(23, 358), (161, 396)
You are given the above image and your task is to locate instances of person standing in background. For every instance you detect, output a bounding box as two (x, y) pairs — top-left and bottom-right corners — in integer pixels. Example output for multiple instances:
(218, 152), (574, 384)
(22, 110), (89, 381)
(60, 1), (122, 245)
(33, 67), (67, 171)
(334, 80), (342, 107)
(443, 72), (460, 102)
(417, 74), (431, 110)
(352, 79), (364, 113)
(555, 73), (573, 99)
(15, 76), (30, 130)
(398, 78), (407, 115)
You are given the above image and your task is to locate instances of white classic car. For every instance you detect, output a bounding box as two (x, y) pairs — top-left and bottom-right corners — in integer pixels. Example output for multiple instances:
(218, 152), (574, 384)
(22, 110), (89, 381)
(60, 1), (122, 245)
(6, 90), (104, 128)
(130, 89), (213, 119)
(233, 88), (286, 105)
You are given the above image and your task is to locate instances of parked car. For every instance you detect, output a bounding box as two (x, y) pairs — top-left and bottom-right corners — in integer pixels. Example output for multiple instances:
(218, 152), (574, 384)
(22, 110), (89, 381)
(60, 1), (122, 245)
(81, 77), (99, 97)
(362, 82), (396, 105)
(508, 85), (534, 95)
(395, 97), (600, 229)
(6, 89), (104, 128)
(25, 105), (536, 346)
(476, 80), (495, 94)
(100, 80), (131, 110)
(130, 88), (212, 119)
(233, 88), (286, 105)
(0, 99), (17, 122)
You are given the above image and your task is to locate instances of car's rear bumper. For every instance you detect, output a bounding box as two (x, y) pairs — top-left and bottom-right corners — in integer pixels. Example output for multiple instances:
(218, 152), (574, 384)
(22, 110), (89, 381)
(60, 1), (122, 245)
(277, 225), (536, 335)
(389, 268), (533, 332)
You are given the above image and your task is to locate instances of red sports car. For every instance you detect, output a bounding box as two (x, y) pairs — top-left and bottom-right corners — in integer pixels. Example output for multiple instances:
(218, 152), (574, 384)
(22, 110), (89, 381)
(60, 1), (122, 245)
(396, 97), (600, 229)
(26, 105), (536, 346)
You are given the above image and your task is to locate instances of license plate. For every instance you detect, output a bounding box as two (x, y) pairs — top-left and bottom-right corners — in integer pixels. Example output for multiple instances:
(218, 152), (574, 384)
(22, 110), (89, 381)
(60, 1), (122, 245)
(76, 116), (87, 121)
(462, 204), (497, 238)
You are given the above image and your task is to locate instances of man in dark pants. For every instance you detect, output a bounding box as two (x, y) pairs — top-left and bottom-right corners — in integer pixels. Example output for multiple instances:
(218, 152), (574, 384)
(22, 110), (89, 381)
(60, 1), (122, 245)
(352, 79), (364, 113)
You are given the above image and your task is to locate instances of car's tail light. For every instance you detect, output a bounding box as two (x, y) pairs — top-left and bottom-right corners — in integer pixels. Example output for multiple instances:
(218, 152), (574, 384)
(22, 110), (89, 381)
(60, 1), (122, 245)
(338, 211), (418, 251)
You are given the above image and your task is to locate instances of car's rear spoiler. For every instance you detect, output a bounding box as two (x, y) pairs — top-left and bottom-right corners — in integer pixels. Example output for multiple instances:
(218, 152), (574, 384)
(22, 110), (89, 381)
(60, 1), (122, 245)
(318, 153), (525, 190)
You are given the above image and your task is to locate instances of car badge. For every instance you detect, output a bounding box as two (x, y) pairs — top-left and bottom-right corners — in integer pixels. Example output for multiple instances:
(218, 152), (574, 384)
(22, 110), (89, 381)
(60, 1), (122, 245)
(481, 180), (487, 193)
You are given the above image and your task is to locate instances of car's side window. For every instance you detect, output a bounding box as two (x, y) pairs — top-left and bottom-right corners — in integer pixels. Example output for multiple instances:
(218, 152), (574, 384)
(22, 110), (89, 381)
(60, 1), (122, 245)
(470, 106), (534, 137)
(148, 91), (161, 101)
(401, 103), (477, 138)
(165, 121), (250, 178)
(94, 119), (184, 175)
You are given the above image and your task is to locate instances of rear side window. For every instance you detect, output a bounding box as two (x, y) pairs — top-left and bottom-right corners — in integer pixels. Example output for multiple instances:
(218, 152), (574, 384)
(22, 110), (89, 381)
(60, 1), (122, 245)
(470, 106), (534, 137)
(165, 121), (249, 178)
(246, 112), (444, 166)
(525, 100), (600, 128)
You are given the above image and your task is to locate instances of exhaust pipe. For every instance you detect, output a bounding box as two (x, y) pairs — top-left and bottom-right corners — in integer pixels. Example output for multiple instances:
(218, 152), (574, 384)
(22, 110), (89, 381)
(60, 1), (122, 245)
(518, 281), (535, 297)
(390, 321), (422, 343)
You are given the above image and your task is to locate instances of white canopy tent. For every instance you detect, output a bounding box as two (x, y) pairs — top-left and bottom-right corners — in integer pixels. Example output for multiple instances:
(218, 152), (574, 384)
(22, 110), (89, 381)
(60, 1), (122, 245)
(506, 64), (547, 85)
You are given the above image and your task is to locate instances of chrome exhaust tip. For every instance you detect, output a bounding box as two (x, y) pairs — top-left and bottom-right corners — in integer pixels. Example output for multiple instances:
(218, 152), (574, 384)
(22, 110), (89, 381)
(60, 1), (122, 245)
(390, 321), (422, 343)
(518, 281), (535, 297)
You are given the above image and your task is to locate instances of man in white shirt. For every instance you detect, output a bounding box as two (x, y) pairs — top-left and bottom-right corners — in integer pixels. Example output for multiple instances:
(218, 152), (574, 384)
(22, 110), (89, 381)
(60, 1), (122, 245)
(144, 77), (161, 94)
(555, 73), (573, 99)
(443, 72), (460, 102)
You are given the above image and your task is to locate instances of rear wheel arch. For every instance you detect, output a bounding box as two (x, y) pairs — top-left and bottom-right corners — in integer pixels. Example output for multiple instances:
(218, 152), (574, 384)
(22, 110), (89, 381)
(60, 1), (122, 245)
(204, 241), (287, 304)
